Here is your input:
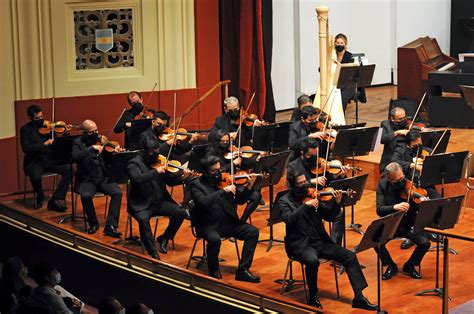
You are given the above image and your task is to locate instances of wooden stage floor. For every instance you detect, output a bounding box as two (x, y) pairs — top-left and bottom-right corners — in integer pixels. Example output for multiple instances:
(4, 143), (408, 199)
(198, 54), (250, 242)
(2, 85), (474, 313)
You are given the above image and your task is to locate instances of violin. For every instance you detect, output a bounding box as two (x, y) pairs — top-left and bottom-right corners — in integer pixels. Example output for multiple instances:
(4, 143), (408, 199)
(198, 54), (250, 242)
(399, 179), (428, 204)
(310, 158), (362, 176)
(232, 109), (259, 127)
(218, 170), (268, 188)
(96, 135), (123, 153)
(39, 120), (80, 135)
(412, 148), (430, 166)
(304, 187), (356, 202)
(224, 145), (268, 160)
(134, 106), (154, 120)
(158, 127), (208, 142)
(151, 154), (201, 176)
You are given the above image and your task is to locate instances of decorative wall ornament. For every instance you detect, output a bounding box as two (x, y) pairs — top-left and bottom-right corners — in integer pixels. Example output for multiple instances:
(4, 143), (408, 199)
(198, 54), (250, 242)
(74, 9), (134, 70)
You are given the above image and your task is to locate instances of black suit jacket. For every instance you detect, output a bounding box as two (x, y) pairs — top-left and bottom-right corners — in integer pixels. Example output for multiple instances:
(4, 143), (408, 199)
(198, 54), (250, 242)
(190, 176), (250, 233)
(139, 127), (192, 161)
(211, 114), (252, 146)
(279, 192), (340, 257)
(71, 137), (109, 187)
(290, 108), (302, 123)
(288, 121), (328, 161)
(127, 154), (181, 214)
(20, 122), (52, 174)
(379, 120), (407, 173)
(392, 144), (432, 177)
(113, 108), (156, 151)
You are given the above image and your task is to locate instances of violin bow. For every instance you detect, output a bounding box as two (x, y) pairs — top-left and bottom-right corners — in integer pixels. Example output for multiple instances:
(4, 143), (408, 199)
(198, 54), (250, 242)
(322, 125), (333, 178)
(316, 85), (336, 124)
(51, 97), (55, 141)
(430, 128), (449, 156)
(107, 108), (127, 139)
(164, 95), (180, 168)
(407, 92), (426, 131)
(407, 145), (422, 204)
(144, 82), (158, 109)
(236, 92), (256, 157)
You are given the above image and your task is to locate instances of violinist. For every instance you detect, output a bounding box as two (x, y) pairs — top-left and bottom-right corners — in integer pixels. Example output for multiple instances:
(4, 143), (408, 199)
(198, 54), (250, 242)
(290, 94), (314, 122)
(127, 138), (188, 259)
(375, 162), (438, 281)
(114, 91), (156, 151)
(20, 105), (72, 211)
(71, 120), (123, 237)
(279, 169), (376, 310)
(189, 155), (260, 282)
(211, 96), (262, 146)
(392, 130), (430, 181)
(206, 130), (263, 222)
(287, 138), (347, 246)
(288, 106), (328, 161)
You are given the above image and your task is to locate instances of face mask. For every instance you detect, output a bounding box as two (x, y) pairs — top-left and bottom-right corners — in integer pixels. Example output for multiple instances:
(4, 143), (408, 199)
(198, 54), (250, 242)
(147, 310), (154, 314)
(410, 145), (422, 154)
(227, 110), (240, 121)
(392, 178), (406, 190)
(132, 101), (143, 113)
(394, 119), (407, 130)
(118, 308), (126, 314)
(34, 119), (45, 128)
(335, 45), (345, 52)
(304, 157), (317, 168)
(147, 151), (159, 165)
(219, 143), (229, 152)
(153, 125), (165, 134)
(294, 183), (309, 198)
(307, 121), (317, 132)
(51, 272), (61, 285)
(207, 170), (222, 186)
(83, 133), (99, 146)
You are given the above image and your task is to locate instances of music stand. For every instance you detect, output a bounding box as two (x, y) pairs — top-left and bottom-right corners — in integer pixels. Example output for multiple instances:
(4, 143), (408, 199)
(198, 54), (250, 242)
(460, 85), (474, 109)
(332, 127), (379, 234)
(271, 122), (291, 153)
(336, 64), (375, 123)
(52, 135), (80, 225)
(130, 119), (152, 149)
(252, 124), (277, 152)
(188, 144), (209, 173)
(420, 130), (451, 154)
(414, 195), (465, 299)
(255, 150), (292, 251)
(332, 122), (366, 131)
(106, 150), (142, 245)
(356, 211), (404, 314)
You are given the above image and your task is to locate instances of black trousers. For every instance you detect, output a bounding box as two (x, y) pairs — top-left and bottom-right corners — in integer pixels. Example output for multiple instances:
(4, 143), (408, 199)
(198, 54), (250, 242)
(295, 240), (368, 297)
(134, 201), (187, 254)
(240, 189), (262, 223)
(330, 211), (344, 246)
(376, 228), (430, 267)
(78, 181), (122, 227)
(204, 222), (259, 273)
(27, 160), (72, 200)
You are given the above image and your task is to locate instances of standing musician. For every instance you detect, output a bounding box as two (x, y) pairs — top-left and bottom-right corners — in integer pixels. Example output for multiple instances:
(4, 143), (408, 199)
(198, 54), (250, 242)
(211, 96), (262, 146)
(288, 106), (328, 161)
(375, 162), (438, 280)
(190, 155), (260, 282)
(206, 129), (263, 223)
(290, 94), (314, 122)
(127, 138), (188, 259)
(287, 138), (347, 246)
(20, 105), (72, 211)
(279, 169), (376, 310)
(114, 91), (156, 151)
(72, 120), (123, 237)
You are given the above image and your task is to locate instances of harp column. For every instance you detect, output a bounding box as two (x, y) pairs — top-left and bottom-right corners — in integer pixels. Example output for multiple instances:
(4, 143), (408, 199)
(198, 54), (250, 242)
(316, 6), (329, 107)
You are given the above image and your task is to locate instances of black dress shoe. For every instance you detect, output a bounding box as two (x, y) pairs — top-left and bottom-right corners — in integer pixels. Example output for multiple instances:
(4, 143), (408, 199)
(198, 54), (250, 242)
(352, 297), (377, 311)
(382, 264), (398, 280)
(156, 235), (169, 254)
(103, 225), (122, 238)
(88, 224), (99, 234)
(150, 251), (160, 260)
(401, 238), (414, 249)
(208, 270), (222, 279)
(402, 264), (422, 279)
(235, 269), (260, 283)
(308, 294), (323, 309)
(34, 197), (44, 209)
(47, 199), (67, 212)
(259, 198), (265, 206)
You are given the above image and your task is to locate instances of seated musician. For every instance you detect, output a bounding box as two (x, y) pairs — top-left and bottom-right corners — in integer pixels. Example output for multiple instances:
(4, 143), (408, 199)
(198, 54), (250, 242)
(391, 130), (430, 182)
(375, 162), (438, 280)
(379, 107), (410, 173)
(288, 106), (327, 161)
(211, 96), (262, 146)
(20, 105), (72, 211)
(290, 94), (313, 122)
(279, 169), (376, 310)
(127, 138), (188, 259)
(72, 120), (123, 237)
(114, 91), (156, 151)
(206, 129), (263, 223)
(190, 155), (260, 282)
(287, 138), (347, 246)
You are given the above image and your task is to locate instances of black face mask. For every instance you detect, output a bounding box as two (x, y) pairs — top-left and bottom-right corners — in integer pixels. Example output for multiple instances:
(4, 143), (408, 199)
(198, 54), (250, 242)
(206, 170), (222, 186)
(392, 178), (406, 190)
(304, 157), (317, 168)
(294, 183), (309, 198)
(410, 145), (422, 154)
(227, 110), (240, 121)
(147, 151), (159, 165)
(131, 102), (143, 114)
(393, 119), (407, 130)
(335, 45), (345, 52)
(307, 121), (317, 132)
(153, 125), (165, 134)
(83, 133), (100, 146)
(33, 119), (44, 128)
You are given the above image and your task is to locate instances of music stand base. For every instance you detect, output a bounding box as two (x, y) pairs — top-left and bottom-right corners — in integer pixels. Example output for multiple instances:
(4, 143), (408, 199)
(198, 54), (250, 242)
(429, 244), (458, 255)
(274, 278), (305, 292)
(58, 214), (77, 224)
(257, 238), (285, 252)
(415, 287), (451, 300)
(346, 223), (365, 235)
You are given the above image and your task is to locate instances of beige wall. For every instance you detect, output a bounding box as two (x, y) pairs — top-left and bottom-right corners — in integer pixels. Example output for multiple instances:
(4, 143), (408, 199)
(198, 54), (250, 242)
(0, 0), (196, 139)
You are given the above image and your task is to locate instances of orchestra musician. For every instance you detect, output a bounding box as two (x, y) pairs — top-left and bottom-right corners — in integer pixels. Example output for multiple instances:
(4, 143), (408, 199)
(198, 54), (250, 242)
(206, 129), (263, 223)
(189, 155), (260, 282)
(72, 120), (123, 237)
(127, 138), (188, 259)
(391, 130), (430, 181)
(290, 94), (314, 122)
(211, 96), (262, 146)
(114, 91), (156, 151)
(375, 162), (438, 280)
(20, 105), (72, 211)
(279, 169), (376, 310)
(379, 107), (410, 173)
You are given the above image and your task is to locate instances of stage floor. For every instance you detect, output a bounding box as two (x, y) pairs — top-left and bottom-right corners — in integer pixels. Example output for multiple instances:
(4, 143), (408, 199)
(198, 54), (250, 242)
(2, 85), (474, 313)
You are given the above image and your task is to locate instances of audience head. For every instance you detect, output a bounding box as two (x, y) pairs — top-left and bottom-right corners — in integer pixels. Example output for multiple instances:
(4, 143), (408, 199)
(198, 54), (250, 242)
(127, 302), (154, 314)
(99, 296), (125, 314)
(1, 256), (28, 292)
(31, 261), (61, 287)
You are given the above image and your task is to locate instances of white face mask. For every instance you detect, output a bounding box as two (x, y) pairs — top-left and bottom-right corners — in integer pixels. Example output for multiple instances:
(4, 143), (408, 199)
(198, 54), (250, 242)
(147, 310), (154, 314)
(51, 272), (61, 285)
(118, 308), (126, 314)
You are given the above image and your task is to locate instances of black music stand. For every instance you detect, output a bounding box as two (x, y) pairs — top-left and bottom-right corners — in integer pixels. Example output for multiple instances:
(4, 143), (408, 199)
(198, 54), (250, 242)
(414, 195), (464, 299)
(53, 135), (80, 225)
(106, 150), (142, 245)
(332, 127), (379, 234)
(188, 144), (209, 173)
(356, 211), (404, 314)
(332, 122), (366, 131)
(420, 130), (451, 154)
(272, 122), (291, 153)
(255, 150), (292, 251)
(336, 64), (375, 123)
(130, 119), (152, 149)
(252, 124), (277, 152)
(460, 85), (474, 109)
